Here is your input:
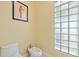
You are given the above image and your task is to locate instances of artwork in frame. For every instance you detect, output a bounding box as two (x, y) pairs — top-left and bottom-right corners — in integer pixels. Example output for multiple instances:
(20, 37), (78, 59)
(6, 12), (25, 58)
(12, 1), (28, 22)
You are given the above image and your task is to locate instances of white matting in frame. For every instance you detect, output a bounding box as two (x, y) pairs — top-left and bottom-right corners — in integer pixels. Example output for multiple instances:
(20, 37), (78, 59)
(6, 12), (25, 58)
(12, 1), (28, 22)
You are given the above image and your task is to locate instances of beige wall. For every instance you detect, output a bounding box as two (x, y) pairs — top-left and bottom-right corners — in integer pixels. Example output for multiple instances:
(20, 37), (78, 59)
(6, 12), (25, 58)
(0, 1), (35, 56)
(33, 1), (74, 57)
(0, 1), (74, 57)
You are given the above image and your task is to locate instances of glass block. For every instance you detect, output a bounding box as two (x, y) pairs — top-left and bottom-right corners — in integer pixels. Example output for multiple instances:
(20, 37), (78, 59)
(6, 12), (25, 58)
(69, 7), (78, 15)
(55, 39), (61, 44)
(61, 35), (68, 40)
(55, 34), (60, 39)
(69, 42), (78, 49)
(61, 40), (68, 46)
(55, 29), (60, 33)
(55, 27), (60, 29)
(55, 6), (60, 12)
(55, 44), (61, 50)
(69, 2), (78, 8)
(70, 35), (78, 42)
(61, 22), (68, 28)
(61, 10), (68, 16)
(69, 48), (78, 56)
(61, 16), (68, 22)
(69, 22), (78, 28)
(61, 3), (68, 10)
(55, 17), (60, 23)
(60, 1), (69, 5)
(61, 46), (68, 53)
(55, 23), (60, 28)
(69, 29), (78, 35)
(61, 29), (68, 34)
(69, 14), (78, 21)
(55, 12), (60, 17)
(55, 2), (60, 7)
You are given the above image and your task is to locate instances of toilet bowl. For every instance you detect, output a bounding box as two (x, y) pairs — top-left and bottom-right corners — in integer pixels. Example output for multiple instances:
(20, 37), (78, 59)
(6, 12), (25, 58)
(28, 47), (42, 57)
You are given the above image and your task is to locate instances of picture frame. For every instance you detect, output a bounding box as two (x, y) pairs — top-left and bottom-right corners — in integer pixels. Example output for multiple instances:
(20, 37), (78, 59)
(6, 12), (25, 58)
(12, 1), (28, 22)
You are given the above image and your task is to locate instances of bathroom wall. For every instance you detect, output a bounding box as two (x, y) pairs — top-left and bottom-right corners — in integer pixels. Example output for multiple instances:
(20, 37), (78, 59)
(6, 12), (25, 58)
(0, 1), (75, 57)
(34, 1), (73, 57)
(0, 1), (35, 56)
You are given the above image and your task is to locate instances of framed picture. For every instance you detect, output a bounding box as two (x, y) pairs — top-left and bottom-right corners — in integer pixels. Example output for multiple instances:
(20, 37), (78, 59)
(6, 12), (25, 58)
(12, 1), (28, 22)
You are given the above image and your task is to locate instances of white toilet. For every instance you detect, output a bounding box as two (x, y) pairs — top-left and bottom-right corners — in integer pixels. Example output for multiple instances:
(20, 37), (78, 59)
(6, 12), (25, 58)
(28, 47), (42, 57)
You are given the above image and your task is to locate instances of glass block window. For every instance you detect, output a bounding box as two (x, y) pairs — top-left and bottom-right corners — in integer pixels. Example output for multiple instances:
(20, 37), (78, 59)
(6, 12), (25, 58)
(54, 1), (79, 56)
